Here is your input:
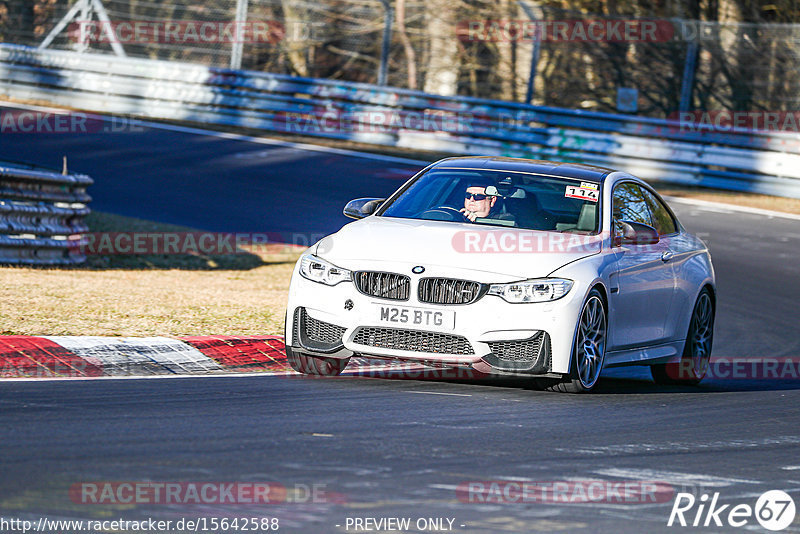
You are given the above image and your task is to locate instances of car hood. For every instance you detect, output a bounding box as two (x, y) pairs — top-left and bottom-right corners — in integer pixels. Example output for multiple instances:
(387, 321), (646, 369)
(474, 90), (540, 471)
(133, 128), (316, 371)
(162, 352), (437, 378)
(315, 216), (602, 280)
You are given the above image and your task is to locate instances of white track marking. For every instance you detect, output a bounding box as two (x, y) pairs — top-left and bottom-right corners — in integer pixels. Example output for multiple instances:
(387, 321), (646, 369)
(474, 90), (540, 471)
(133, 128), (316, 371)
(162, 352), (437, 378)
(664, 195), (800, 221)
(561, 435), (800, 456)
(0, 371), (295, 382)
(427, 484), (462, 491)
(44, 336), (222, 374)
(404, 390), (472, 397)
(592, 468), (759, 487)
(0, 101), (430, 166)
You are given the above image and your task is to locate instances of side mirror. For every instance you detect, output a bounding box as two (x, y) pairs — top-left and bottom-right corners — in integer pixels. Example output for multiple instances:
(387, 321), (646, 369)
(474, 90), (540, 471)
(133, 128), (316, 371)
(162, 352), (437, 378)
(614, 220), (660, 246)
(343, 198), (386, 220)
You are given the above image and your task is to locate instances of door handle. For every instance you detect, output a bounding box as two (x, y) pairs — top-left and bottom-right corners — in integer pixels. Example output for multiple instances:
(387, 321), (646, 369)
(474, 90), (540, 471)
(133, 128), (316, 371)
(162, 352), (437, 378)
(661, 250), (674, 262)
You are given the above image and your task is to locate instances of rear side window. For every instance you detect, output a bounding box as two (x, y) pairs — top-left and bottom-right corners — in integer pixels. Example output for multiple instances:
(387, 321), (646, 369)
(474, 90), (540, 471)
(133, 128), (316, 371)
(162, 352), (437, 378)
(642, 189), (677, 235)
(612, 183), (653, 226)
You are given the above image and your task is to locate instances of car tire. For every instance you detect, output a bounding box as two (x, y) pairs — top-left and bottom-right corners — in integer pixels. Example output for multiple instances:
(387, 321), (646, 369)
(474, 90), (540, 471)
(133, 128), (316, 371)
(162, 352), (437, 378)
(546, 289), (607, 393)
(651, 288), (714, 386)
(287, 349), (350, 376)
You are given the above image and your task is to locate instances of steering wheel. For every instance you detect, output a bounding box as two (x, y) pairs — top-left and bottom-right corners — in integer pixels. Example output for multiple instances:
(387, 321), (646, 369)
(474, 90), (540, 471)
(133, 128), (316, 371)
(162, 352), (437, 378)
(419, 206), (470, 222)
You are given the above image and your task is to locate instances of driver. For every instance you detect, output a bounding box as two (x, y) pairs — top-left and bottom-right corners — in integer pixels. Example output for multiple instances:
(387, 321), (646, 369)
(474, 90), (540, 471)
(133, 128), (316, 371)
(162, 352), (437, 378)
(460, 184), (497, 222)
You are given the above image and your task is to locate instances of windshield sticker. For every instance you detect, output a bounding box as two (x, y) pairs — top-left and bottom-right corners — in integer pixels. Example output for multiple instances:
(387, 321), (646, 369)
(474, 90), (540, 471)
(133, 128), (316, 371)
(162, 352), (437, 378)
(565, 185), (599, 202)
(580, 182), (599, 190)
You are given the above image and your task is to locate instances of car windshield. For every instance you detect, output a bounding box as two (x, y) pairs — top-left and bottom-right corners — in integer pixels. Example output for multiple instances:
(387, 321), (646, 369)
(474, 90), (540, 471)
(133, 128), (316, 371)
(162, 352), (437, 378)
(379, 168), (601, 233)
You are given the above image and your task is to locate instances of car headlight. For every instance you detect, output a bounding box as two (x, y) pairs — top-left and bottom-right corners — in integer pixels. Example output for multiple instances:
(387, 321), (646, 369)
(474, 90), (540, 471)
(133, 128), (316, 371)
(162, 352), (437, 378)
(488, 278), (573, 303)
(299, 254), (351, 286)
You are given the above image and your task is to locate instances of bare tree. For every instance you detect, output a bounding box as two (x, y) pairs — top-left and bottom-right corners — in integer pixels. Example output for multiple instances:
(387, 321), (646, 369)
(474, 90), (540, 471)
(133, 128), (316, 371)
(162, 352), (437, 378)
(280, 0), (310, 76)
(3, 0), (35, 45)
(396, 0), (418, 89)
(423, 0), (459, 95)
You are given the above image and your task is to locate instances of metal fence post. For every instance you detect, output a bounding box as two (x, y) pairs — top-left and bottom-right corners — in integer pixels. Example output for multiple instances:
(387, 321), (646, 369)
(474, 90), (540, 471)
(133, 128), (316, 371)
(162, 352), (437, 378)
(38, 0), (126, 57)
(89, 0), (126, 56)
(518, 1), (542, 105)
(39, 0), (90, 51)
(77, 0), (91, 52)
(230, 0), (249, 69)
(378, 0), (393, 86)
(679, 39), (698, 113)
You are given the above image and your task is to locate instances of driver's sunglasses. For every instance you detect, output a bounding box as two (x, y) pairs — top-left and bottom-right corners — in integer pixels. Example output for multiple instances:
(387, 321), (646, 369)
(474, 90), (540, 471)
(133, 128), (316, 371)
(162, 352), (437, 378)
(465, 192), (488, 201)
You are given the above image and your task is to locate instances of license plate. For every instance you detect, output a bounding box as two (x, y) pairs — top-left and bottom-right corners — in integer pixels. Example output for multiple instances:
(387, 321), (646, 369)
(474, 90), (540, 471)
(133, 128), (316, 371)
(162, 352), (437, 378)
(375, 304), (455, 330)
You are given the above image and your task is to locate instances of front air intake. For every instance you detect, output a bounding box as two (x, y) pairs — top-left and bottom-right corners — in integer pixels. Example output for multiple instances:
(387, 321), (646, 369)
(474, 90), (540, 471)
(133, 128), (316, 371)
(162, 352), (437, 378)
(352, 326), (474, 355)
(293, 307), (346, 352)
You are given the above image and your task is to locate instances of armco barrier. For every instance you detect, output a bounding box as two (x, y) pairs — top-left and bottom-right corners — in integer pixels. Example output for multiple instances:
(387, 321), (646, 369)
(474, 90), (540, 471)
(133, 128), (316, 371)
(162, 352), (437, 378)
(2, 43), (800, 198)
(0, 161), (92, 265)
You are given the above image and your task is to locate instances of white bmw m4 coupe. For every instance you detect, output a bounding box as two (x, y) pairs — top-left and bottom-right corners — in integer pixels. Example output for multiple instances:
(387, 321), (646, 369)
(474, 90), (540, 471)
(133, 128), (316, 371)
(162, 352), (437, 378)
(285, 157), (715, 392)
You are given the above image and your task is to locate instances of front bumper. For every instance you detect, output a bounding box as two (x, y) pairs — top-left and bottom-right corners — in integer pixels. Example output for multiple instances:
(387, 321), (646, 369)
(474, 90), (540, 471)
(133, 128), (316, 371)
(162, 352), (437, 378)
(285, 261), (584, 375)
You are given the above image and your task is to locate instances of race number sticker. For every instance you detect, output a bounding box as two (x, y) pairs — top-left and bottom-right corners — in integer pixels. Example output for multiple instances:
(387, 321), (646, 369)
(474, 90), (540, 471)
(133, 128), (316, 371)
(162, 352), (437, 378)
(565, 185), (599, 202)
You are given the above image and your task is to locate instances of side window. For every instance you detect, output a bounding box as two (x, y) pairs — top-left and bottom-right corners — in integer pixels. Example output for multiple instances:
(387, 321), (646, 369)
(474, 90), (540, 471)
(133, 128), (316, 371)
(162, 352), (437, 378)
(612, 183), (653, 228)
(642, 189), (677, 235)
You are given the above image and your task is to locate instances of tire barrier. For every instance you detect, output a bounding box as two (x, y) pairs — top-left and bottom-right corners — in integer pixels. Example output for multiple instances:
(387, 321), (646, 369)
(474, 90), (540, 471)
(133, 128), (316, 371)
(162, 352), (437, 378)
(0, 161), (92, 265)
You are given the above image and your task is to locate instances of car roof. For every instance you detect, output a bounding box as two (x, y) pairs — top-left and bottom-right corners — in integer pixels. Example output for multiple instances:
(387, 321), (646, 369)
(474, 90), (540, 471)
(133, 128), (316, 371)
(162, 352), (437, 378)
(430, 157), (615, 182)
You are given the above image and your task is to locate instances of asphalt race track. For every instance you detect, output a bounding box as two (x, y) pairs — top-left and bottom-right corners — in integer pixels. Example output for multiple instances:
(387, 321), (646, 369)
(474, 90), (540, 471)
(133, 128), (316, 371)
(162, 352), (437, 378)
(2, 107), (800, 533)
(0, 108), (419, 236)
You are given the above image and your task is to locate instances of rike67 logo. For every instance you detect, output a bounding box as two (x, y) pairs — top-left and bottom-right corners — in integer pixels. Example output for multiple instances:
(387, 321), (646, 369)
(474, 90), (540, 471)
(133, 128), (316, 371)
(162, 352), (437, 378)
(668, 490), (796, 531)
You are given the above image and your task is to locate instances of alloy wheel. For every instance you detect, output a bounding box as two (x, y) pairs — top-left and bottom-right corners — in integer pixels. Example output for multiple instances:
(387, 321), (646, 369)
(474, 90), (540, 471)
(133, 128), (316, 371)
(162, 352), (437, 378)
(576, 295), (607, 389)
